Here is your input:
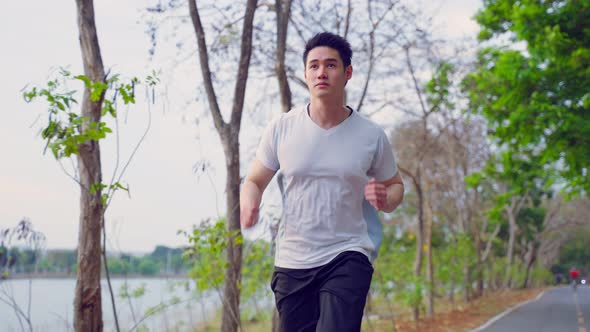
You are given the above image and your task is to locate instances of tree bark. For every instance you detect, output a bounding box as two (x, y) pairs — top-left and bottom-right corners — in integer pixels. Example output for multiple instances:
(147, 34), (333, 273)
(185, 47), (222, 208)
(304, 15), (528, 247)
(462, 263), (472, 303)
(474, 232), (484, 298)
(221, 136), (243, 331)
(74, 0), (106, 331)
(522, 242), (537, 288)
(188, 1), (258, 331)
(410, 170), (424, 320)
(273, 1), (292, 330)
(424, 183), (434, 317)
(504, 195), (527, 289)
(275, 0), (292, 114)
(504, 208), (516, 289)
(398, 166), (424, 321)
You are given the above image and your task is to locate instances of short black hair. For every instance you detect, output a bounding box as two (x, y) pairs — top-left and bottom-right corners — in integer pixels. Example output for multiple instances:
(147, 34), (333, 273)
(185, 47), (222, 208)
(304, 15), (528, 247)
(303, 32), (352, 68)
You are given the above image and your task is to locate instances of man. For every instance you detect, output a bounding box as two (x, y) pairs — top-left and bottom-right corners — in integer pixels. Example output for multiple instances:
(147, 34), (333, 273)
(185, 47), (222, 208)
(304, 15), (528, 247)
(240, 32), (404, 331)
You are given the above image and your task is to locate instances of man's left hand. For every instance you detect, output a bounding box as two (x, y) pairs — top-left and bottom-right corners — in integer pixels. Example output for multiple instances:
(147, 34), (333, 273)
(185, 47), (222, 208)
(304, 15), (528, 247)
(364, 178), (387, 211)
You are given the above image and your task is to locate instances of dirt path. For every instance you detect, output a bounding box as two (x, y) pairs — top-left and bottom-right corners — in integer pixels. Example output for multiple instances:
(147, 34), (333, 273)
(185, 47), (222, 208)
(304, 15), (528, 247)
(369, 288), (546, 332)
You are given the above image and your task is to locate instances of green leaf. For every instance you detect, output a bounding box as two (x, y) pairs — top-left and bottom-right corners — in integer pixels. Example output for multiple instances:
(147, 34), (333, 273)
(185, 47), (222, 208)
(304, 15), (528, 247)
(90, 182), (107, 194)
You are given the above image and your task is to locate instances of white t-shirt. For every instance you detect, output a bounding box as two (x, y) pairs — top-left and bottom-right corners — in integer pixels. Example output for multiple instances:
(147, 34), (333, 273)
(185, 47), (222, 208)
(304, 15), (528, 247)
(256, 105), (398, 269)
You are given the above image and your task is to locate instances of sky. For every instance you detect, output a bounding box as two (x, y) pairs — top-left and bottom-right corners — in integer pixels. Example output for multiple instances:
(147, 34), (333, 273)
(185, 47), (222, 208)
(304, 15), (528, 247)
(0, 0), (481, 253)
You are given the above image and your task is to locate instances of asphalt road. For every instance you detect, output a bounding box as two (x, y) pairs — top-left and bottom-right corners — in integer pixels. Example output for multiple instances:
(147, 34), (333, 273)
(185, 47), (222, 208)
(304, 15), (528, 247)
(473, 285), (590, 332)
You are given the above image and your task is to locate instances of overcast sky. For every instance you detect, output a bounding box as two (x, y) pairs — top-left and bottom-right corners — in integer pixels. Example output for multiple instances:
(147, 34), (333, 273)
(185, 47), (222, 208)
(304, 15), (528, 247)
(0, 0), (481, 253)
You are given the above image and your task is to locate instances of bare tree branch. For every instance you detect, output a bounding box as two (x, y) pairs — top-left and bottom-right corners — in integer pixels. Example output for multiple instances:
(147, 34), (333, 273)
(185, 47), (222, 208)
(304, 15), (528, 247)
(188, 0), (225, 134)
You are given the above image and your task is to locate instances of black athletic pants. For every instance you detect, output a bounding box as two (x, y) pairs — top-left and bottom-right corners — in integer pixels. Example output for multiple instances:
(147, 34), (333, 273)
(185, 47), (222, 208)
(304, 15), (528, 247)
(270, 251), (373, 332)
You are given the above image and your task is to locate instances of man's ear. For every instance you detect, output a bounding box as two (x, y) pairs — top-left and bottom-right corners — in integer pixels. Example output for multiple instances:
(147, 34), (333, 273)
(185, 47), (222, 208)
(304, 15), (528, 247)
(346, 65), (353, 80)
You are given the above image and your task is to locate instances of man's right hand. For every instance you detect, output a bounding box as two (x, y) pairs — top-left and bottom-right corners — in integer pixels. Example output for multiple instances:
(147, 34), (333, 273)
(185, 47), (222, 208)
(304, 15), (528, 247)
(239, 159), (277, 229)
(240, 204), (260, 228)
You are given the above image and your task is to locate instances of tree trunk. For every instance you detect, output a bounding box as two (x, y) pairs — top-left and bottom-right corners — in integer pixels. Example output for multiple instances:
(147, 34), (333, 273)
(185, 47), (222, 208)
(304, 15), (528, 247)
(275, 0), (292, 114)
(272, 1), (292, 330)
(221, 135), (243, 332)
(462, 264), (472, 303)
(413, 172), (424, 321)
(504, 210), (516, 289)
(522, 242), (537, 289)
(398, 167), (424, 321)
(504, 196), (526, 289)
(475, 236), (484, 298)
(448, 276), (455, 308)
(271, 309), (280, 332)
(487, 257), (496, 291)
(448, 249), (457, 307)
(74, 0), (106, 331)
(479, 223), (500, 294)
(424, 187), (434, 317)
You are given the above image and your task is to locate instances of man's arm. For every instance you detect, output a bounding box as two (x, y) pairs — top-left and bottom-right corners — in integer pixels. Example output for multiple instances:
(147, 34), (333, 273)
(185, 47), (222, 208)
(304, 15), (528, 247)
(364, 172), (404, 213)
(240, 159), (277, 228)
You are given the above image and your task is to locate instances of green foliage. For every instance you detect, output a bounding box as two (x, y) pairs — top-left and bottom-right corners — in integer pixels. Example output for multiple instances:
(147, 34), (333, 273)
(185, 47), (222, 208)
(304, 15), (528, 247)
(436, 233), (476, 287)
(2, 246), (189, 277)
(241, 240), (273, 298)
(529, 265), (554, 288)
(119, 281), (147, 299)
(23, 68), (158, 208)
(23, 68), (112, 159)
(425, 61), (455, 111)
(466, 0), (590, 193)
(552, 226), (590, 275)
(486, 258), (508, 288)
(183, 218), (242, 292)
(373, 227), (424, 310)
(516, 206), (545, 243)
(107, 257), (131, 275)
(469, 150), (549, 242)
(508, 263), (527, 288)
(150, 245), (188, 274)
(241, 240), (274, 320)
(138, 258), (160, 275)
(183, 218), (275, 321)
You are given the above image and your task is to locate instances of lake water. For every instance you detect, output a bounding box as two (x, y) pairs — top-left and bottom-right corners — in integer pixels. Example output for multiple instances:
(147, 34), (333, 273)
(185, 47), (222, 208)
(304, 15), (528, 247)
(0, 278), (220, 332)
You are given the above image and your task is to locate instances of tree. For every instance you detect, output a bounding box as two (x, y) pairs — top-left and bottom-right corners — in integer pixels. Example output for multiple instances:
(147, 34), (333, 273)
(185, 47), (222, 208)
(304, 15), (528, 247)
(24, 2), (157, 329)
(539, 197), (590, 269)
(73, 1), (107, 330)
(187, 1), (258, 331)
(392, 54), (464, 319)
(553, 225), (590, 275)
(430, 112), (491, 300)
(466, 0), (590, 193)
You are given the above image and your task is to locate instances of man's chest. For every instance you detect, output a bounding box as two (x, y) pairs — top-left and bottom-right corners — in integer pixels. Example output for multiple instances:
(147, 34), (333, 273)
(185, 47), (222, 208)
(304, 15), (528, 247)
(277, 130), (376, 179)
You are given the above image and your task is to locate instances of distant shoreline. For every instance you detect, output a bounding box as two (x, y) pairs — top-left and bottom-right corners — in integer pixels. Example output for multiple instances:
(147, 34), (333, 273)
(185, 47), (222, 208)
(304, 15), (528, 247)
(3, 273), (189, 280)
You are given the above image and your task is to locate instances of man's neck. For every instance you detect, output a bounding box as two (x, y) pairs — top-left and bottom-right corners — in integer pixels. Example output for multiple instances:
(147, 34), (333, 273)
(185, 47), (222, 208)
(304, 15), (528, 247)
(308, 97), (350, 129)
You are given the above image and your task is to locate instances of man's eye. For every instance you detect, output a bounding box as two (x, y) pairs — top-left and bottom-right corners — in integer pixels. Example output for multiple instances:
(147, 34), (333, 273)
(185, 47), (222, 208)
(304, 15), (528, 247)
(328, 64), (336, 68)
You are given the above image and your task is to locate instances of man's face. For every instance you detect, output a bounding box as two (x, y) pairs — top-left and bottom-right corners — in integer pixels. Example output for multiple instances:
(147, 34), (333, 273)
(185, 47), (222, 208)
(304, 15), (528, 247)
(304, 46), (352, 98)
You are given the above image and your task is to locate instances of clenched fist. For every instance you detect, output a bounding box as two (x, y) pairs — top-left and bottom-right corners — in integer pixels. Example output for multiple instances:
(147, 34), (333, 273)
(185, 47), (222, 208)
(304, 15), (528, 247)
(364, 178), (387, 211)
(240, 205), (259, 228)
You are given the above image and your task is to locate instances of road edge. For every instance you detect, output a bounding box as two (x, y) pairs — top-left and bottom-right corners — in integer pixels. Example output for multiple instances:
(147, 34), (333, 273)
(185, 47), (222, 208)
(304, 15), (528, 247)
(469, 289), (547, 332)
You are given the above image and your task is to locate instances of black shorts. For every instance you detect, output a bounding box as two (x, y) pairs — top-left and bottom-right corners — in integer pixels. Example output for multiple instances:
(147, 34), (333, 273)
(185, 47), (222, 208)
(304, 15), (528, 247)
(270, 251), (374, 332)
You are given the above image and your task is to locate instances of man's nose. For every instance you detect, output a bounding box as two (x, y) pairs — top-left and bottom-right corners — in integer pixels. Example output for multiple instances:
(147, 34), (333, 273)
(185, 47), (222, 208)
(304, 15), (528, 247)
(317, 66), (327, 79)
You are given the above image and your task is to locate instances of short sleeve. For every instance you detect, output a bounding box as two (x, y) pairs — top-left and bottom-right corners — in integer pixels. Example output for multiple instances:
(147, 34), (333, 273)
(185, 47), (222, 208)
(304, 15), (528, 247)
(255, 117), (280, 171)
(368, 130), (398, 181)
